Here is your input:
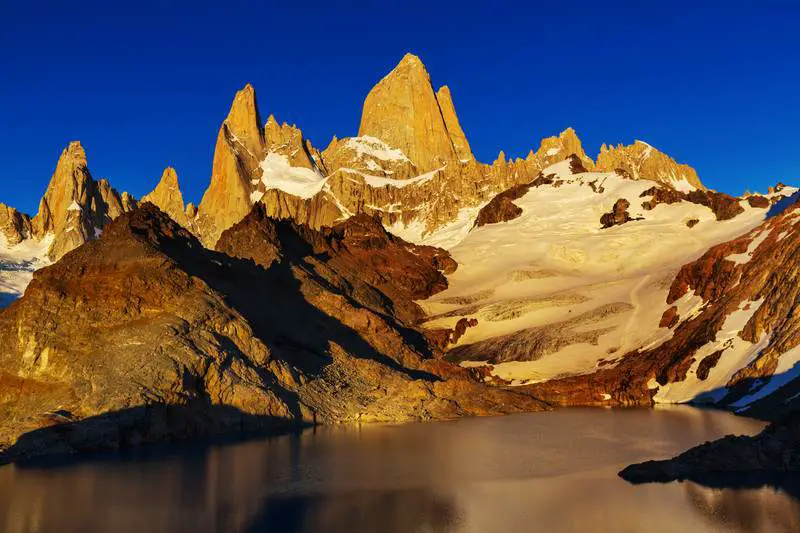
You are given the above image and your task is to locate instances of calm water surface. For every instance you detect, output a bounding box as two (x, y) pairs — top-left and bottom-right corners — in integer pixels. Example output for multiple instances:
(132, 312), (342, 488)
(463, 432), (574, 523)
(1, 407), (798, 533)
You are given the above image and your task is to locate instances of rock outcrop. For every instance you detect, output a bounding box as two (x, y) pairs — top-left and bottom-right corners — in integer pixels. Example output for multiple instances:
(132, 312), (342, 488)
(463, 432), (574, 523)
(620, 413), (800, 483)
(597, 140), (705, 190)
(0, 204), (32, 246)
(473, 182), (532, 228)
(141, 167), (190, 228)
(600, 198), (634, 228)
(640, 185), (746, 220)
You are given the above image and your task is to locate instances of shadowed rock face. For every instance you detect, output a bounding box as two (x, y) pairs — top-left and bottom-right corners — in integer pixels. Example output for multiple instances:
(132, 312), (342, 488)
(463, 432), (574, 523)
(620, 413), (800, 484)
(0, 204), (546, 463)
(217, 207), (456, 325)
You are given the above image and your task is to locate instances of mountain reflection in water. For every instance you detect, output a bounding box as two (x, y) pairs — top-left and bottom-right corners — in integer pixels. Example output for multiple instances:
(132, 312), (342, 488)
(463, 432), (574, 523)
(1, 407), (798, 533)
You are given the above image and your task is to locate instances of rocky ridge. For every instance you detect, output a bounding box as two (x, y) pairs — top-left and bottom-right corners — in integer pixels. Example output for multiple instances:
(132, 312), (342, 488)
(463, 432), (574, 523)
(188, 53), (713, 251)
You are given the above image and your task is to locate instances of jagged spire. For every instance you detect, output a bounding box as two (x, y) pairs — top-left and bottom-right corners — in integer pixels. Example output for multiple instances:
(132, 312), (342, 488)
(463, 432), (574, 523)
(142, 167), (189, 227)
(436, 85), (473, 161)
(358, 53), (458, 171)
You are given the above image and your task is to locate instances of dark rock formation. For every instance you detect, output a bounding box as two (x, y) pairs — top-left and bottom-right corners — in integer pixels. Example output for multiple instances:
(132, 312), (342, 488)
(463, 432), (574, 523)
(619, 413), (800, 483)
(473, 183), (530, 228)
(748, 195), (770, 208)
(600, 199), (633, 228)
(640, 186), (745, 221)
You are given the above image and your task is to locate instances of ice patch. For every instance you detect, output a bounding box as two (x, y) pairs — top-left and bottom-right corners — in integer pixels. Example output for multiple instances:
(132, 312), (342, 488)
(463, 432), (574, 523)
(731, 345), (800, 408)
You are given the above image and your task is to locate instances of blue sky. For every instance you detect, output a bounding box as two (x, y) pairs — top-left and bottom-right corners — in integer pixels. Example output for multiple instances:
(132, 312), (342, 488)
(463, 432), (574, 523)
(1, 0), (798, 214)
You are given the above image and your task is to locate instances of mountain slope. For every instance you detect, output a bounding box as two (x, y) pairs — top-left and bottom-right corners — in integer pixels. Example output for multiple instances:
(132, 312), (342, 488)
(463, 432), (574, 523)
(423, 158), (793, 390)
(0, 204), (544, 462)
(524, 189), (800, 412)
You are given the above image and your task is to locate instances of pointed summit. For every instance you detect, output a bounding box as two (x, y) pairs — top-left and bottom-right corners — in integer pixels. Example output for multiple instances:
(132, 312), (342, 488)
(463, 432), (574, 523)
(33, 141), (96, 238)
(358, 53), (457, 171)
(436, 86), (474, 162)
(142, 167), (189, 227)
(534, 127), (594, 169)
(224, 83), (265, 156)
(197, 85), (268, 247)
(63, 140), (88, 166)
(30, 141), (133, 260)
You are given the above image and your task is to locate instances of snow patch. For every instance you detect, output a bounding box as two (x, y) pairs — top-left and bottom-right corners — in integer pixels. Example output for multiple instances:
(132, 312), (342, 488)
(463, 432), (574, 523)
(344, 136), (410, 162)
(0, 233), (55, 307)
(653, 298), (767, 404)
(725, 229), (770, 264)
(359, 167), (442, 189)
(258, 152), (327, 199)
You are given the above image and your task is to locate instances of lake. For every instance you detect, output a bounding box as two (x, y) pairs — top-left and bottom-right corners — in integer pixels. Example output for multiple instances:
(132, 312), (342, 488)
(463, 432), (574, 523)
(1, 406), (798, 533)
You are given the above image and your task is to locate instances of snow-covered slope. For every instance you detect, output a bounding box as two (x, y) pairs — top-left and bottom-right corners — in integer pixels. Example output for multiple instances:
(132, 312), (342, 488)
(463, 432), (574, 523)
(0, 234), (53, 308)
(421, 159), (795, 387)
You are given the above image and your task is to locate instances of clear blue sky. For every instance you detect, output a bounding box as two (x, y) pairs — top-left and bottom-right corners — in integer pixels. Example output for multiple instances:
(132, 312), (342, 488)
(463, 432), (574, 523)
(1, 0), (798, 214)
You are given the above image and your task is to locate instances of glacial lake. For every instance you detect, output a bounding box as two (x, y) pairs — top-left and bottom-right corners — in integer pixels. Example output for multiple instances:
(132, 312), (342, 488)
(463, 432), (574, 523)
(1, 407), (798, 533)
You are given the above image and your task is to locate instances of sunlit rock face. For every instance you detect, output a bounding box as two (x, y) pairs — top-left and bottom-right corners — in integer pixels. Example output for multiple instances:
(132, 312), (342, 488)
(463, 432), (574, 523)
(141, 167), (191, 230)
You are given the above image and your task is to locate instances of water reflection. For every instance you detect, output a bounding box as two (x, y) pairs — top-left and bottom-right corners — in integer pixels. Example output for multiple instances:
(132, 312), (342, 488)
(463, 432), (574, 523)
(0, 407), (797, 533)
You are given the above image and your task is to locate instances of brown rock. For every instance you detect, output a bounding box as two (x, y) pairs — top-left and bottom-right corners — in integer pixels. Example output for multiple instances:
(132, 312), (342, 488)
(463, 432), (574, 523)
(473, 182), (531, 227)
(0, 204), (547, 462)
(600, 198), (633, 228)
(659, 306), (679, 328)
(747, 195), (770, 208)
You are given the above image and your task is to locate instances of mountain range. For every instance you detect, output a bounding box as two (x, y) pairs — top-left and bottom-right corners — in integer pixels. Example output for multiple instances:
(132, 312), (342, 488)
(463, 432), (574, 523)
(1, 53), (798, 464)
